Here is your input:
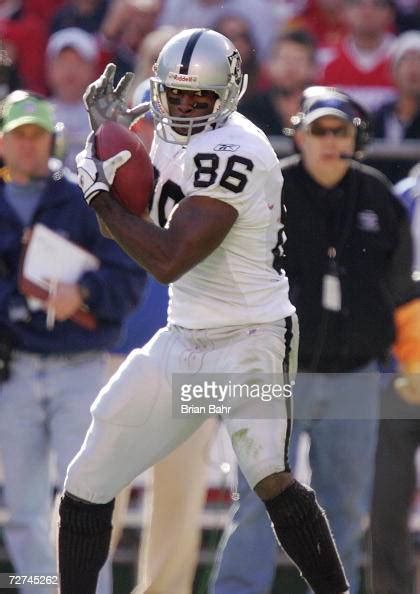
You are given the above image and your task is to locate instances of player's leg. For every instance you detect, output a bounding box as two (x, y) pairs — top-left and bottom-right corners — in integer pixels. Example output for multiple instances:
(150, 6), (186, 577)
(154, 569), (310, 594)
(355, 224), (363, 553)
(0, 353), (56, 592)
(225, 415), (348, 594)
(58, 328), (204, 594)
(210, 410), (309, 594)
(135, 418), (216, 594)
(223, 317), (349, 594)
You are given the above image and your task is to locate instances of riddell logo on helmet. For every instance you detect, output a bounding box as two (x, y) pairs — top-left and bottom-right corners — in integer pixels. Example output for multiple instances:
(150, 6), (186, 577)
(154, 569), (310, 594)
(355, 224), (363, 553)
(166, 72), (200, 86)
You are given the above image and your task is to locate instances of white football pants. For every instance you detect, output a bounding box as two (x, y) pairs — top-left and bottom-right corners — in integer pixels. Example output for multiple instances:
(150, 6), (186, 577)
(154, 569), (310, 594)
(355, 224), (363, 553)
(65, 316), (298, 503)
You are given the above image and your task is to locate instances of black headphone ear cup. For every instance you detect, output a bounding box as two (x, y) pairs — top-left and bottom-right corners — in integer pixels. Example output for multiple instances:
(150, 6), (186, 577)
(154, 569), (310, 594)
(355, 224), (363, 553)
(356, 121), (371, 152)
(348, 98), (371, 152)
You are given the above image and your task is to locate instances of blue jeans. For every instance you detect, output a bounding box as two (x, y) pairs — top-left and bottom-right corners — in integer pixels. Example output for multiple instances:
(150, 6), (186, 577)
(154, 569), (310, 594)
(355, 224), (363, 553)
(0, 351), (112, 594)
(210, 363), (380, 594)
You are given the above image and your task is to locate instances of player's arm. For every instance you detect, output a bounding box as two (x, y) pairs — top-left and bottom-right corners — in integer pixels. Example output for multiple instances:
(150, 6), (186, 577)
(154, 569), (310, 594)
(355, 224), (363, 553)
(75, 131), (238, 282)
(91, 191), (237, 283)
(76, 133), (238, 283)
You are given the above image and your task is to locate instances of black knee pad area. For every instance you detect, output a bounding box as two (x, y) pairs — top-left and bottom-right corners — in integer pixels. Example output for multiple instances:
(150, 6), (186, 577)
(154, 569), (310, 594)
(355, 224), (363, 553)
(58, 493), (115, 594)
(59, 491), (115, 536)
(264, 481), (349, 594)
(264, 479), (321, 527)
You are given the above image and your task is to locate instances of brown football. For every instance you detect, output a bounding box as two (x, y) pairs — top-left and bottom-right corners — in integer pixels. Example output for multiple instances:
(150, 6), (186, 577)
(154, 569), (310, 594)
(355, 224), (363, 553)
(95, 120), (154, 217)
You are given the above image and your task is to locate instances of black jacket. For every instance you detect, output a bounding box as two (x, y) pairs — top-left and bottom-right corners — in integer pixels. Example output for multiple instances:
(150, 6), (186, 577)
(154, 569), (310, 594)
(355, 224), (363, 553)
(373, 101), (420, 140)
(281, 155), (414, 372)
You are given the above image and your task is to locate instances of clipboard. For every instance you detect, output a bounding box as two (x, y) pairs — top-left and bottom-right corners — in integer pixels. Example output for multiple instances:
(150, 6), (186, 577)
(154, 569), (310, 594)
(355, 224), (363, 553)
(18, 223), (100, 330)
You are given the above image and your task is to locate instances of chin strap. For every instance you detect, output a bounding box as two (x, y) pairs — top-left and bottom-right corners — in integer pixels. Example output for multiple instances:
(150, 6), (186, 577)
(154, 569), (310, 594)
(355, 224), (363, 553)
(238, 73), (248, 102)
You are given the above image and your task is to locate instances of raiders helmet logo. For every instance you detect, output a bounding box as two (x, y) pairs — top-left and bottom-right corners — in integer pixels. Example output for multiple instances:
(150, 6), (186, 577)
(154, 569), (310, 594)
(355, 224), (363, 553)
(227, 51), (242, 86)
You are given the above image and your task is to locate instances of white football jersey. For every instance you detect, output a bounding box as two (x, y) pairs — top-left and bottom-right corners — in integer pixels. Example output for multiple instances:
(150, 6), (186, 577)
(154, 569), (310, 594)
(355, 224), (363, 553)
(149, 111), (295, 329)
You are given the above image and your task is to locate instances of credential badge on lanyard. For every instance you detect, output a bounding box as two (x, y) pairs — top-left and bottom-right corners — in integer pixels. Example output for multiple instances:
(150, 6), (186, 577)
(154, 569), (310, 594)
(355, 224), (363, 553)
(322, 247), (342, 312)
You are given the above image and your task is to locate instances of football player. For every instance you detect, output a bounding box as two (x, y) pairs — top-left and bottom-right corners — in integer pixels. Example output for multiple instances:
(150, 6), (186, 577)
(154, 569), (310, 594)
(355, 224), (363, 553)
(59, 29), (349, 594)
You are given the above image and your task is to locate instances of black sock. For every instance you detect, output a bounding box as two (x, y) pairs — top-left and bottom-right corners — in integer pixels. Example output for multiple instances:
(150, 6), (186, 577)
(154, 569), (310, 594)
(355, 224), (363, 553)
(265, 480), (349, 594)
(58, 492), (115, 594)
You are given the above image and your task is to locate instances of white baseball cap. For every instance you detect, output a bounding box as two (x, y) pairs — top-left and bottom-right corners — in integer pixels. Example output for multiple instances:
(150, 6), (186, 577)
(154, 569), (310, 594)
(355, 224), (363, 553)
(392, 31), (420, 67)
(46, 27), (98, 62)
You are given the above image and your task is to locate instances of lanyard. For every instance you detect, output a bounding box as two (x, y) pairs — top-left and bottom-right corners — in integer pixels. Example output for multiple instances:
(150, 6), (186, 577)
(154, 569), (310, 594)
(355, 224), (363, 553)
(325, 169), (360, 268)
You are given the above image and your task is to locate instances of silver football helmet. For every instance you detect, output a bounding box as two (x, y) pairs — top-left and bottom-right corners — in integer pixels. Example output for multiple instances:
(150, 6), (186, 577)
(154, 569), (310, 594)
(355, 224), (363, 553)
(150, 28), (248, 144)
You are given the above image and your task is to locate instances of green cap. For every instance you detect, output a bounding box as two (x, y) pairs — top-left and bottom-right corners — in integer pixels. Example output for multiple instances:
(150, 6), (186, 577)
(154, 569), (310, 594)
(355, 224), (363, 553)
(1, 91), (55, 133)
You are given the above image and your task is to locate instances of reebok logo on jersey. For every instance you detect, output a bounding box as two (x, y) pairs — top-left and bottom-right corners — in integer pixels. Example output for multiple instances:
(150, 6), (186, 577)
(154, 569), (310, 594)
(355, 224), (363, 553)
(357, 210), (380, 232)
(213, 144), (240, 152)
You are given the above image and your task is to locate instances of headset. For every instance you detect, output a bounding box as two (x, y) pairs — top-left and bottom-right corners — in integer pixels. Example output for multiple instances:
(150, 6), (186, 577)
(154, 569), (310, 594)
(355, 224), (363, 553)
(285, 86), (372, 157)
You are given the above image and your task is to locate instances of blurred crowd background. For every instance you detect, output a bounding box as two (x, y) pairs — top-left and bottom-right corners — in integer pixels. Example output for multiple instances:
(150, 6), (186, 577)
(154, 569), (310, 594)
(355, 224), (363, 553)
(0, 0), (419, 182)
(0, 2), (420, 593)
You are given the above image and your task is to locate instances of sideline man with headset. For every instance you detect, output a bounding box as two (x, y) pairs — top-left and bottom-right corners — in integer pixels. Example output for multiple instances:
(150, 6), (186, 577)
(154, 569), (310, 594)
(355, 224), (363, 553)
(0, 91), (145, 594)
(211, 86), (420, 594)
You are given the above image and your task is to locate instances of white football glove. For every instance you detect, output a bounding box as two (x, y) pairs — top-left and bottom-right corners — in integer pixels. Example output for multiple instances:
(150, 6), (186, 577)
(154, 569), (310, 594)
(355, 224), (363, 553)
(76, 132), (131, 205)
(83, 63), (150, 131)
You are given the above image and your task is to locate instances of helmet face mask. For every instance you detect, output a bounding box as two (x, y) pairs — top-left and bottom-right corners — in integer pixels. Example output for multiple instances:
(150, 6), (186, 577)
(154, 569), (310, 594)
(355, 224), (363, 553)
(150, 28), (248, 145)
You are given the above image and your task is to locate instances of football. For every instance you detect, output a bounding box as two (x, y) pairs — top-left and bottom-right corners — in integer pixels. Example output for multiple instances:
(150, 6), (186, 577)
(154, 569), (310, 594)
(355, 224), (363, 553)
(95, 120), (154, 217)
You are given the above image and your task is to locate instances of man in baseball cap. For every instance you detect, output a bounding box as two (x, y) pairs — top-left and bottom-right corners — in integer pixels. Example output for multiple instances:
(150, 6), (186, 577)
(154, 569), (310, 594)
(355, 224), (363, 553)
(212, 85), (413, 594)
(0, 85), (144, 594)
(46, 28), (99, 172)
(0, 91), (57, 183)
(288, 86), (370, 165)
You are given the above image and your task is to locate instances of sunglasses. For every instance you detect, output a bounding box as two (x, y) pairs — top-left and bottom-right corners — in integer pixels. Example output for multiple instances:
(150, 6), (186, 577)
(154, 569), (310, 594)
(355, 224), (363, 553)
(307, 123), (354, 138)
